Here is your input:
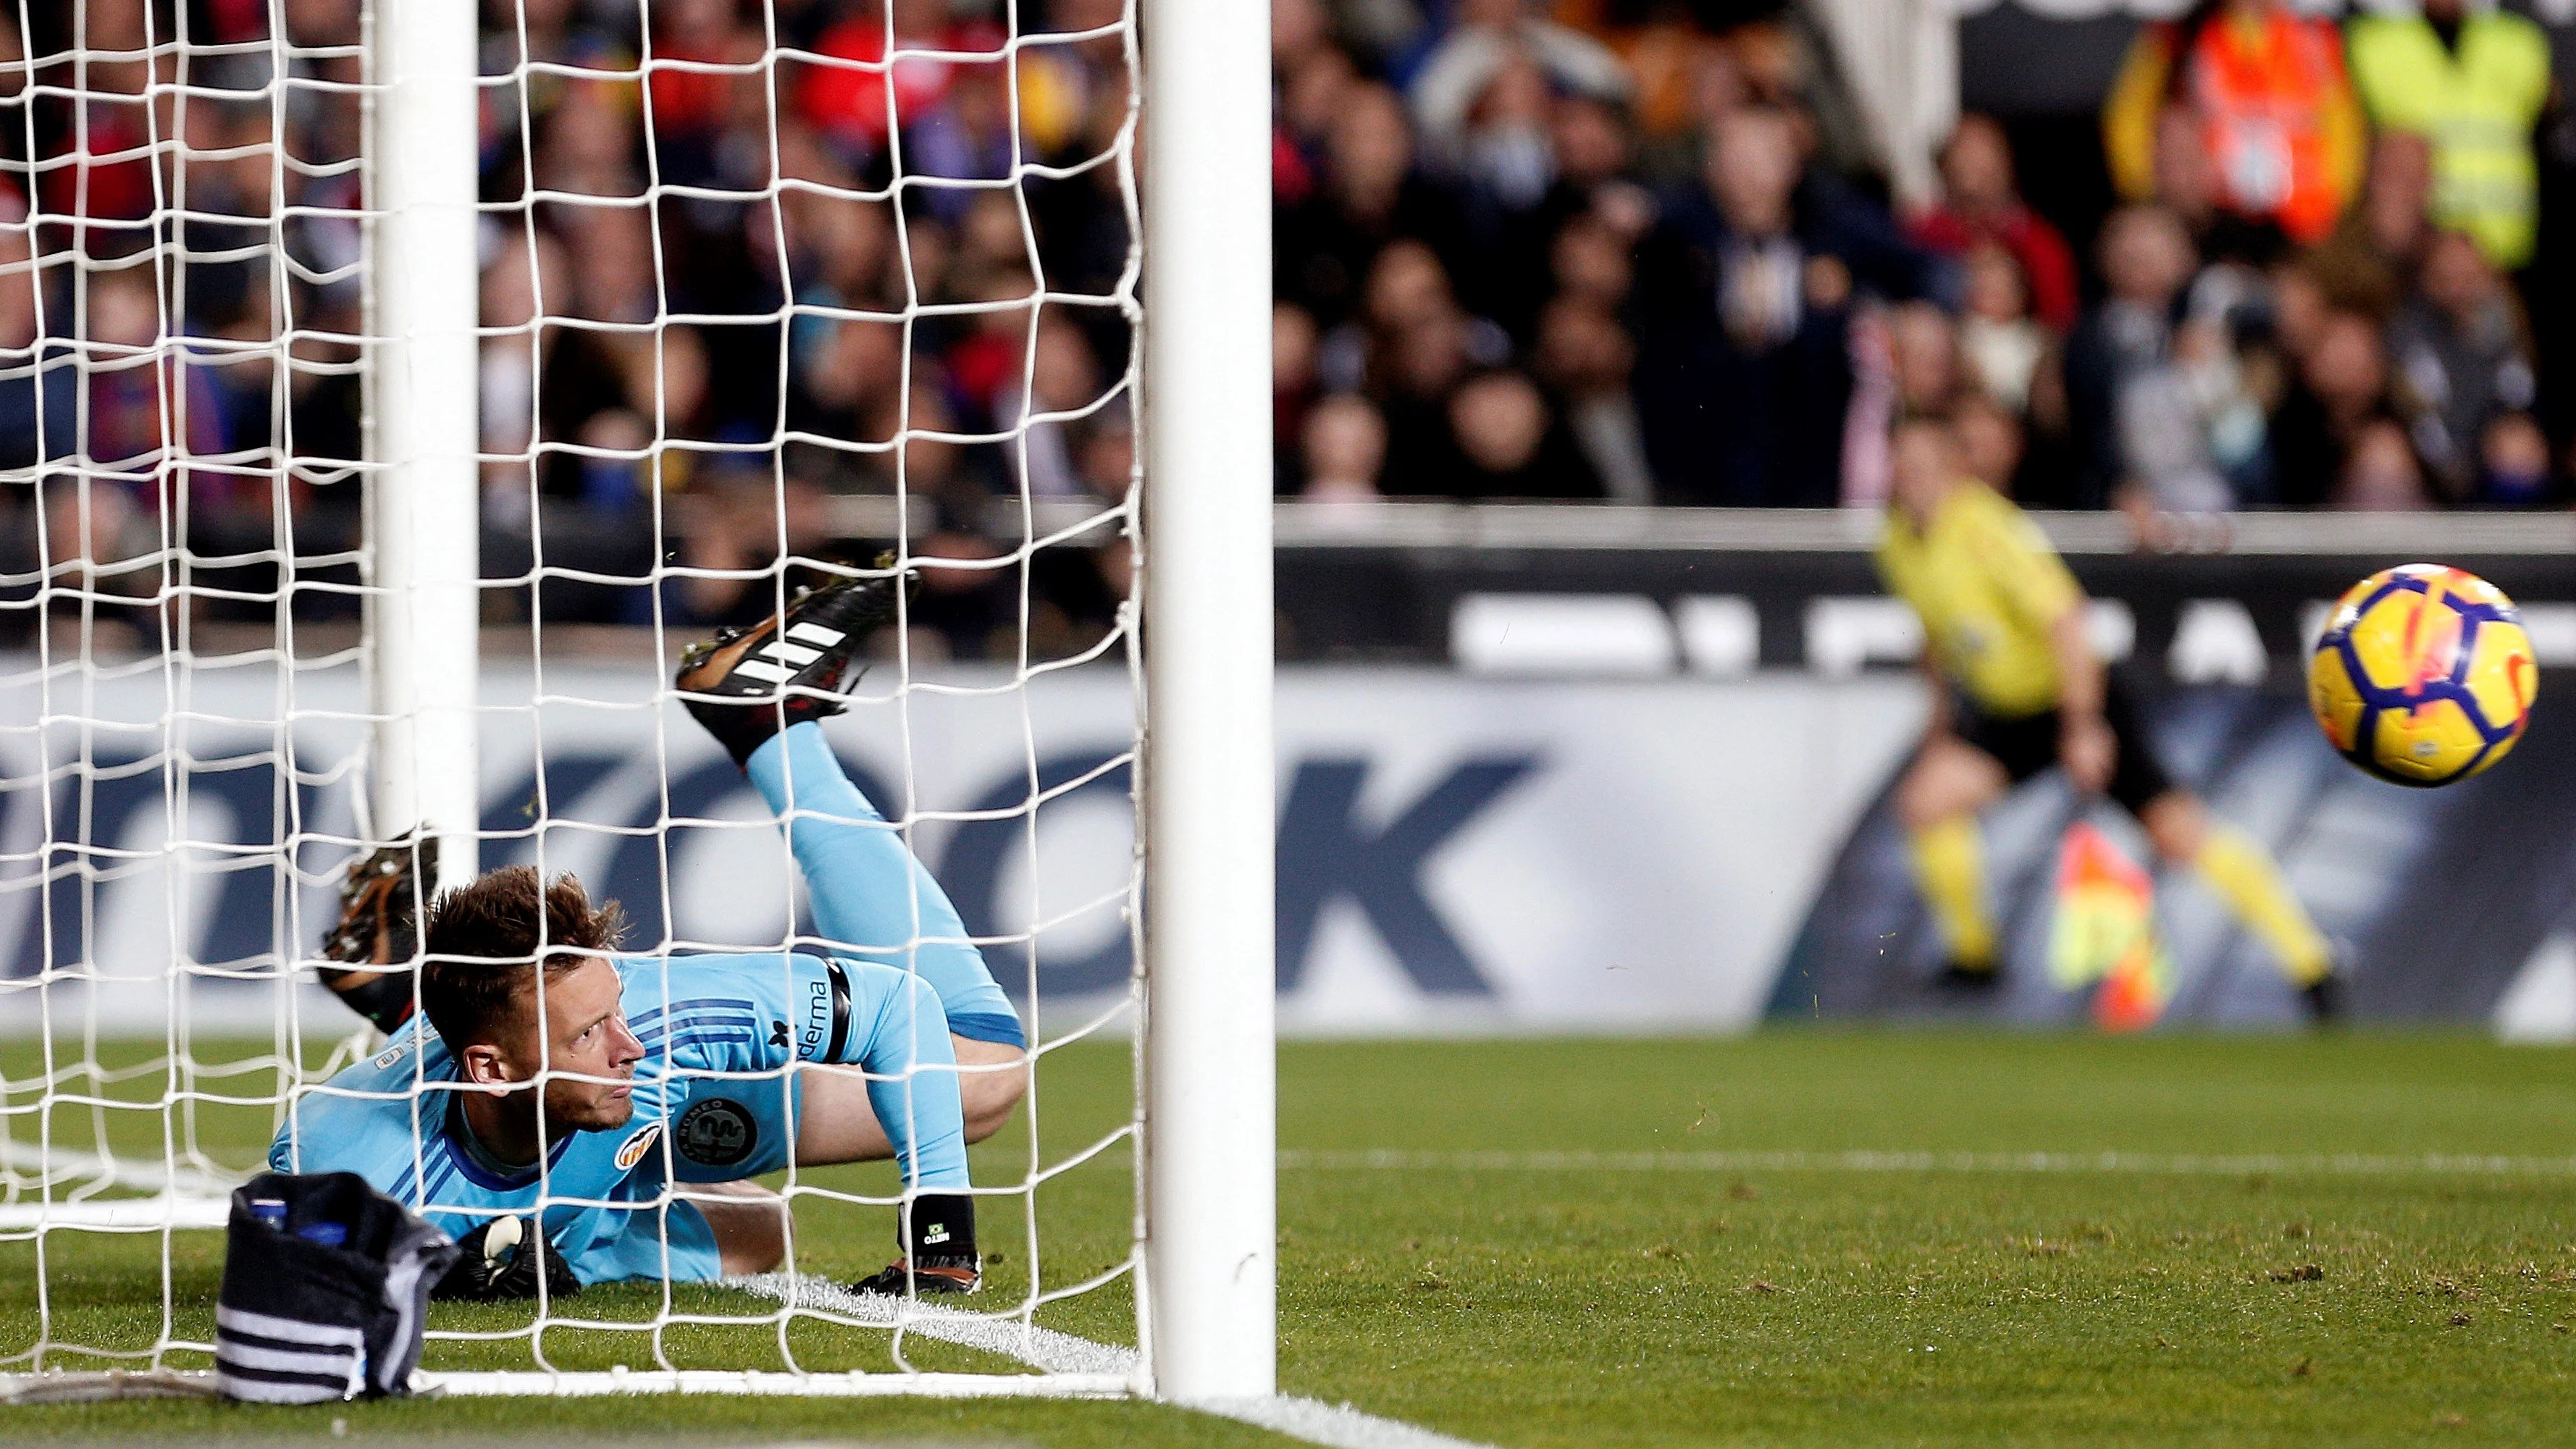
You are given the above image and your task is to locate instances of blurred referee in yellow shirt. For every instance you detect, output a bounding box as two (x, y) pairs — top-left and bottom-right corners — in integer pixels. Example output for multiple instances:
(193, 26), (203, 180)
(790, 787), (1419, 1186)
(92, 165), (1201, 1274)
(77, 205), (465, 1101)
(1878, 416), (2343, 1021)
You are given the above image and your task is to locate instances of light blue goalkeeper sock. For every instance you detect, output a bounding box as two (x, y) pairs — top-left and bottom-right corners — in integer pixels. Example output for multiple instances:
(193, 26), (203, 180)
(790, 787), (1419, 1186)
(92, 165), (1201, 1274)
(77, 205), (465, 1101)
(839, 958), (971, 1191)
(748, 723), (1025, 1047)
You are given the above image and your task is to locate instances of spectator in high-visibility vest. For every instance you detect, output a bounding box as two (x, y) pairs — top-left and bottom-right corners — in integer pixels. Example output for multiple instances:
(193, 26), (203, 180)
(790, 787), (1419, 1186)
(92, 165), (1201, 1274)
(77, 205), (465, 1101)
(2105, 0), (2366, 253)
(2346, 0), (2554, 272)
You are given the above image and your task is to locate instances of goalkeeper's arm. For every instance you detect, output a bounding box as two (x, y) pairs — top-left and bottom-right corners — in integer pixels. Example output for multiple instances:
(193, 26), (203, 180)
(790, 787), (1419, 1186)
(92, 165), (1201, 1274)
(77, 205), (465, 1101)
(800, 956), (981, 1296)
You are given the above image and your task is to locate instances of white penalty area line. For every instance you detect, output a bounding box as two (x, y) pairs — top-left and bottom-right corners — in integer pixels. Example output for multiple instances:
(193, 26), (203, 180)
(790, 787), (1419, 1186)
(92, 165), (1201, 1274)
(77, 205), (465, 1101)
(737, 1274), (1501, 1449)
(1280, 1148), (2576, 1177)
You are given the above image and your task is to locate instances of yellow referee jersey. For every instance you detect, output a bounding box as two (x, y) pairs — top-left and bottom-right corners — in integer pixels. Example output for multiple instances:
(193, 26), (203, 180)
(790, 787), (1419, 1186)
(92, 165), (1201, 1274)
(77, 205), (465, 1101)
(1876, 481), (2082, 719)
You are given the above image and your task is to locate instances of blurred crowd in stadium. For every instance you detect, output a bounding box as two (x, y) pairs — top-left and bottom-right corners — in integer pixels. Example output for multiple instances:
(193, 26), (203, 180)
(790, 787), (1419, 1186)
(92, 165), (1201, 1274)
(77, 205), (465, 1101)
(463, 0), (1144, 652)
(0, 0), (1148, 652)
(1274, 0), (2565, 514)
(0, 0), (2571, 650)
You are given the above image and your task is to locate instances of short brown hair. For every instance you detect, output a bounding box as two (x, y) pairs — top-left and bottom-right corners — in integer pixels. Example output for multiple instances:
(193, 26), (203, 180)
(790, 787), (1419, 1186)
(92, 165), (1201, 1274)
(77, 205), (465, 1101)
(419, 868), (626, 1049)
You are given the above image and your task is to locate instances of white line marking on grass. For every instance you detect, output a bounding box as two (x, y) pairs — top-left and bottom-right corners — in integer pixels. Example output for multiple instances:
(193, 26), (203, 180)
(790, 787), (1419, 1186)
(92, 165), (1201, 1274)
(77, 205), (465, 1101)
(1279, 1148), (2576, 1177)
(733, 1273), (1136, 1377)
(736, 1274), (1500, 1449)
(1187, 1394), (1500, 1449)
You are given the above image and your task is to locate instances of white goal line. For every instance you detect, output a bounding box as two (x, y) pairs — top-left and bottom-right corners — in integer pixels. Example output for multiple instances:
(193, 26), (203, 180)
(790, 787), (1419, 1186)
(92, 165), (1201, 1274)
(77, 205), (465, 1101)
(517, 1293), (1514, 1449)
(0, 1274), (1501, 1449)
(424, 1369), (1131, 1400)
(1277, 1148), (2576, 1177)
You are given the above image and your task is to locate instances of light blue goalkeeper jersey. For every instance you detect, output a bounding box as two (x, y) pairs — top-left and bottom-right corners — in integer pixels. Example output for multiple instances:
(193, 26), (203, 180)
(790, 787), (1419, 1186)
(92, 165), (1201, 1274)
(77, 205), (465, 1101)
(269, 949), (966, 1285)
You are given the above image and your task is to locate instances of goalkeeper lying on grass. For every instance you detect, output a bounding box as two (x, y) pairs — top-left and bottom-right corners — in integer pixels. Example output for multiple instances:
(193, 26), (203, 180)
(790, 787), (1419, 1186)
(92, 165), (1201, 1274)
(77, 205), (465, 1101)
(272, 568), (1025, 1301)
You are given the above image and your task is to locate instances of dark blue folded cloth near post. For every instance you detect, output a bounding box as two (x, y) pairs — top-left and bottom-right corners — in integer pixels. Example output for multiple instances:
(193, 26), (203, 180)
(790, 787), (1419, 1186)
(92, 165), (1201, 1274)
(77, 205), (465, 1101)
(214, 1172), (459, 1403)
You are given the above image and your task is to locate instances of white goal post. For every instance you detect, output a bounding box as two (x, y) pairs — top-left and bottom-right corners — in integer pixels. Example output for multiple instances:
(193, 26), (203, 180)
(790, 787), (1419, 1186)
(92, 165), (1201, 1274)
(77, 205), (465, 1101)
(1136, 0), (1277, 1406)
(0, 0), (1271, 1405)
(366, 0), (484, 904)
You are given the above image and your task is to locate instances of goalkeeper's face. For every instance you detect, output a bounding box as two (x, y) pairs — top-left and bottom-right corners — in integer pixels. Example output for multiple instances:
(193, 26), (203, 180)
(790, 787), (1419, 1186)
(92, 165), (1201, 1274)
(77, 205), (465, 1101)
(509, 957), (645, 1133)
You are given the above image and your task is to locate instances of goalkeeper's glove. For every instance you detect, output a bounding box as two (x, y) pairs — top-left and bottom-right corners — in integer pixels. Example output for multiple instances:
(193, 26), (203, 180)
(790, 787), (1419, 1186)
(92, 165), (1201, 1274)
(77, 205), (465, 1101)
(318, 836), (437, 1033)
(849, 1192), (980, 1298)
(429, 1215), (582, 1303)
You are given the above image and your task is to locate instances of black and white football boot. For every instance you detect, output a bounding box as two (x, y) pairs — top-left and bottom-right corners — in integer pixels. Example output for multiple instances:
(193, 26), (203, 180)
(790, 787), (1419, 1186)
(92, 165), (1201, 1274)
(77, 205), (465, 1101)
(674, 562), (911, 769)
(849, 1256), (983, 1299)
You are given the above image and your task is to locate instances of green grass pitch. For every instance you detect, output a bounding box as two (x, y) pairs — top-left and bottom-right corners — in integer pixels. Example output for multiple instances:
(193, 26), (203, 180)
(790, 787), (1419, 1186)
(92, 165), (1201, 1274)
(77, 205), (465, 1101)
(7, 1031), (2576, 1445)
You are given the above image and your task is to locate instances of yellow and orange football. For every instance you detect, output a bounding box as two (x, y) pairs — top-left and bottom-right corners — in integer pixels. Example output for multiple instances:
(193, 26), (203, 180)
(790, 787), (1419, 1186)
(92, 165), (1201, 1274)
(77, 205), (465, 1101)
(2308, 564), (2536, 787)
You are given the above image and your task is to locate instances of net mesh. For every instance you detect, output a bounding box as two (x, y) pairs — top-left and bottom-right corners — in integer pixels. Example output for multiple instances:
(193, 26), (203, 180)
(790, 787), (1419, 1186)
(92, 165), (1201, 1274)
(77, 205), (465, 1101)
(0, 0), (1144, 1386)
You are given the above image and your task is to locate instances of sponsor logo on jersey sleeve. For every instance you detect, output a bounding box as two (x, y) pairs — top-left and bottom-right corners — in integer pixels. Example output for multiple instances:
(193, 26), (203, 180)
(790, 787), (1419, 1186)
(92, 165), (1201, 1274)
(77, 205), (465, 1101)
(802, 980), (831, 1057)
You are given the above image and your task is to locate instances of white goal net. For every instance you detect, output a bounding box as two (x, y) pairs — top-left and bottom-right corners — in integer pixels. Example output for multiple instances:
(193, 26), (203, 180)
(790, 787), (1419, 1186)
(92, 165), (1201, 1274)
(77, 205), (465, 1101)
(0, 0), (1273, 1401)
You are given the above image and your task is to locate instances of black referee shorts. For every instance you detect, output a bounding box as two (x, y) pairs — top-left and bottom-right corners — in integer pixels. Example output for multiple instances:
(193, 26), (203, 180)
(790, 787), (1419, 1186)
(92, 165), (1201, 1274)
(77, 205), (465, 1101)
(1951, 679), (2175, 817)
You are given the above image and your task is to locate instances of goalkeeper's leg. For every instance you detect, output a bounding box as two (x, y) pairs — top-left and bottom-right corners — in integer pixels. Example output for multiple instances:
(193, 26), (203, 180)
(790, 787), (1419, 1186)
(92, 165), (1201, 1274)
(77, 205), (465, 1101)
(675, 580), (1028, 1140)
(747, 721), (1028, 1140)
(687, 1180), (789, 1277)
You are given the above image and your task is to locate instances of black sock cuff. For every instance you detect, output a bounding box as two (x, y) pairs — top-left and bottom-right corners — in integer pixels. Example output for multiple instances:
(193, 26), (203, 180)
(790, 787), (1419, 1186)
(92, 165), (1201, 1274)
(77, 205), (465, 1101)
(901, 1193), (976, 1261)
(684, 698), (784, 770)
